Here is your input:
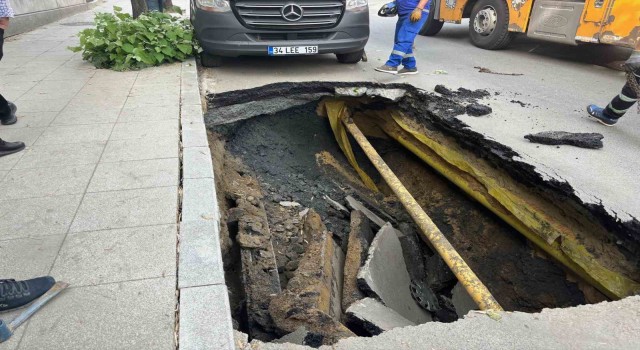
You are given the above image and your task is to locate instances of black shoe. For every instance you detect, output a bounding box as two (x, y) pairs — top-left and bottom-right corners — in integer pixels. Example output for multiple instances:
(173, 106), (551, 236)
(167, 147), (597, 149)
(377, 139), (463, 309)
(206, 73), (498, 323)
(1, 102), (17, 126)
(0, 277), (56, 312)
(0, 138), (26, 158)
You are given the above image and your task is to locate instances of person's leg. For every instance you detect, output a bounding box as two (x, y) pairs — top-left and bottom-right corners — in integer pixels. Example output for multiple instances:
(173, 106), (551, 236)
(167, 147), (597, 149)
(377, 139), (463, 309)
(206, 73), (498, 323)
(588, 73), (639, 126)
(399, 14), (428, 72)
(376, 15), (409, 73)
(604, 76), (639, 118)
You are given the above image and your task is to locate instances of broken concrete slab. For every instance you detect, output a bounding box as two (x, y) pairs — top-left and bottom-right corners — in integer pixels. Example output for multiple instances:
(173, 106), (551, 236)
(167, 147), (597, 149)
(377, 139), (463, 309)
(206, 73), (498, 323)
(272, 326), (325, 347)
(269, 209), (353, 345)
(357, 223), (432, 324)
(345, 297), (416, 336)
(524, 131), (604, 149)
(236, 199), (282, 341)
(345, 196), (386, 228)
(425, 254), (457, 293)
(451, 282), (477, 318)
(466, 103), (493, 117)
(396, 223), (440, 312)
(334, 87), (406, 102)
(342, 210), (375, 312)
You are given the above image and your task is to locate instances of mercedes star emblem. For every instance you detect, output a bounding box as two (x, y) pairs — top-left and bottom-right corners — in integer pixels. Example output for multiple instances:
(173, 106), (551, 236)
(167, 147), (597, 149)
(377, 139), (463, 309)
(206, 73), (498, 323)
(281, 4), (304, 22)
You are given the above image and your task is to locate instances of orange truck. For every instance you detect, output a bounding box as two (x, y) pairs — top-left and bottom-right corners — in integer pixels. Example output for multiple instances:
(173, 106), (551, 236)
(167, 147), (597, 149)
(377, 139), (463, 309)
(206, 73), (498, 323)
(419, 0), (640, 50)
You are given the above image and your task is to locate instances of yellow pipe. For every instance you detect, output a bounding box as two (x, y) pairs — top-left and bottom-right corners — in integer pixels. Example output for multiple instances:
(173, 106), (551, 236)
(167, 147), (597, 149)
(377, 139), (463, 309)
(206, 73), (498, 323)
(341, 117), (504, 312)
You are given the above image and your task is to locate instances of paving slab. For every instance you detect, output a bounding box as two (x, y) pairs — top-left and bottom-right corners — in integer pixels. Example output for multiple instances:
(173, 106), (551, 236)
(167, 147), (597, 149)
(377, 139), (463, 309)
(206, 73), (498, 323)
(0, 126), (45, 146)
(110, 120), (178, 140)
(19, 277), (176, 350)
(69, 186), (178, 233)
(51, 224), (177, 286)
(51, 107), (122, 125)
(0, 235), (65, 279)
(0, 164), (94, 200)
(0, 194), (82, 239)
(34, 123), (114, 145)
(87, 158), (179, 192)
(117, 105), (180, 122)
(0, 1), (213, 349)
(101, 135), (179, 162)
(12, 141), (105, 169)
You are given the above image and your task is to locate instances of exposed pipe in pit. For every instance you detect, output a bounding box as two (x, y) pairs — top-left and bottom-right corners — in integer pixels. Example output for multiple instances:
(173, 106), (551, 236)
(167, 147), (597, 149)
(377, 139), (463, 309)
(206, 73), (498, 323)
(340, 115), (504, 312)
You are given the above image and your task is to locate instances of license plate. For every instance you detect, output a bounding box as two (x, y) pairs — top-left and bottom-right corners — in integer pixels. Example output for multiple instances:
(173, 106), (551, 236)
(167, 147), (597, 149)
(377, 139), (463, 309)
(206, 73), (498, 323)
(268, 46), (318, 55)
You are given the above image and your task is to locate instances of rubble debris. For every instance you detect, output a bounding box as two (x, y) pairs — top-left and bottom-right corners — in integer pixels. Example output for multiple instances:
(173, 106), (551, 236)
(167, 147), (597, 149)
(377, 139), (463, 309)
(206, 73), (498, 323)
(410, 281), (440, 312)
(434, 84), (454, 96)
(451, 282), (477, 318)
(425, 254), (457, 293)
(474, 66), (524, 76)
(510, 99), (530, 108)
(434, 84), (490, 101)
(273, 326), (324, 347)
(466, 103), (493, 117)
(345, 196), (386, 228)
(342, 210), (376, 311)
(524, 131), (604, 149)
(396, 223), (439, 312)
(279, 201), (301, 207)
(235, 199), (282, 341)
(357, 223), (432, 324)
(269, 210), (354, 344)
(345, 298), (416, 336)
(324, 195), (349, 213)
(335, 87), (406, 102)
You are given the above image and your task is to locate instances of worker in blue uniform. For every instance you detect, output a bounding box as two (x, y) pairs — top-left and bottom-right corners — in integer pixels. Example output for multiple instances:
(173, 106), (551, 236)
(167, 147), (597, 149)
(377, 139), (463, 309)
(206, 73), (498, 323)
(376, 0), (431, 75)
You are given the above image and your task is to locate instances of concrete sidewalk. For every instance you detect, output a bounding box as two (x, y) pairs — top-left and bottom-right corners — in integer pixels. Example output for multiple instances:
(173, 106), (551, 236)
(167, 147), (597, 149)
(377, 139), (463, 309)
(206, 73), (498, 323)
(0, 1), (218, 349)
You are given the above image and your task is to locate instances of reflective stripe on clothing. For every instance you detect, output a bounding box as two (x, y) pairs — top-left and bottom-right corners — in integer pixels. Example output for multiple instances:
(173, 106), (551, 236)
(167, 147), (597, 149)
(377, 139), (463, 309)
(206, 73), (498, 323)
(604, 73), (640, 118)
(384, 13), (428, 69)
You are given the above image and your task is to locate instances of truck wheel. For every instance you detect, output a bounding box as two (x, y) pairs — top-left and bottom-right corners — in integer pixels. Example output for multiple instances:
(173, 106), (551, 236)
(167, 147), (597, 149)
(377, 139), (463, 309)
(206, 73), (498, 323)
(469, 0), (513, 50)
(336, 50), (364, 64)
(419, 8), (444, 36)
(200, 53), (223, 68)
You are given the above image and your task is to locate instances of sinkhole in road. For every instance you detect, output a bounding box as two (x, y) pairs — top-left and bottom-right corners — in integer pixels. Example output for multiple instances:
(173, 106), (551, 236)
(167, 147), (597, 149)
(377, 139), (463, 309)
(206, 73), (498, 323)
(204, 82), (640, 347)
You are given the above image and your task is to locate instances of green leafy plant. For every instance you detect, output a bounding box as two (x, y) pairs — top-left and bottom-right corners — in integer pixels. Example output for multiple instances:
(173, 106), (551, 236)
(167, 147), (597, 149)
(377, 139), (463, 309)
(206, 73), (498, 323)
(69, 6), (200, 71)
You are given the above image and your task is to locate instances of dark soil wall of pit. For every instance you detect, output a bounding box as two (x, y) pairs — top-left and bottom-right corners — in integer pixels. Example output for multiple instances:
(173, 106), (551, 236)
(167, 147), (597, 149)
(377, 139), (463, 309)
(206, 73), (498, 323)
(217, 102), (588, 312)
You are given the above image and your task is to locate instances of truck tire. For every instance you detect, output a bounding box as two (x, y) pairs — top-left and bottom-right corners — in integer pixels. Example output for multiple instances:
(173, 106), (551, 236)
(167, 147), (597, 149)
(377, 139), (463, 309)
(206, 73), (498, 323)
(419, 8), (444, 36)
(200, 53), (223, 68)
(469, 0), (514, 50)
(336, 50), (364, 64)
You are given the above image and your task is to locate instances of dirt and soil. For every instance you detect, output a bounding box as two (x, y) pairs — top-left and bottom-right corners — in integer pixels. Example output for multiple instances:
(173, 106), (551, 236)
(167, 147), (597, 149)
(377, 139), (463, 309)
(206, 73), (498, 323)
(207, 98), (606, 343)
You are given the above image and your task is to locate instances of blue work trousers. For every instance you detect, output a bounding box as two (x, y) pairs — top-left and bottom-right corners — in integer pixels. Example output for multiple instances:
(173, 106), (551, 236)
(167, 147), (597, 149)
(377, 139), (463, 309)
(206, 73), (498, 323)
(385, 13), (428, 69)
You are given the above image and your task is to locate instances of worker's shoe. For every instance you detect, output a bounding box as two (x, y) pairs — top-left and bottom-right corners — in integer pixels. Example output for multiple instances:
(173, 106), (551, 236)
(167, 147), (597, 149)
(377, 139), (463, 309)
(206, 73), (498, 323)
(1, 102), (17, 126)
(0, 277), (56, 312)
(398, 67), (418, 75)
(375, 64), (398, 74)
(0, 138), (26, 158)
(587, 104), (619, 126)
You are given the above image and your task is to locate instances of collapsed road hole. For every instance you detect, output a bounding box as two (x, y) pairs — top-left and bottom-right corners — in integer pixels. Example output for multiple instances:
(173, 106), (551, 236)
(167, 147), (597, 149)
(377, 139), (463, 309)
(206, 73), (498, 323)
(204, 82), (640, 346)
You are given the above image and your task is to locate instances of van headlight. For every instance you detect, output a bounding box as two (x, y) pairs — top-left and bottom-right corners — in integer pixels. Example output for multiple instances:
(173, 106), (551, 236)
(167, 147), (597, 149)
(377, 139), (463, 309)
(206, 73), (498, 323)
(346, 0), (368, 11)
(196, 0), (231, 12)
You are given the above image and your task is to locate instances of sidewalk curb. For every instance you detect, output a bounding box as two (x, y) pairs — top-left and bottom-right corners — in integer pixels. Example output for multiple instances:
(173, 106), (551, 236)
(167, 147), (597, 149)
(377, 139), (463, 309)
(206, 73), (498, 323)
(178, 59), (235, 350)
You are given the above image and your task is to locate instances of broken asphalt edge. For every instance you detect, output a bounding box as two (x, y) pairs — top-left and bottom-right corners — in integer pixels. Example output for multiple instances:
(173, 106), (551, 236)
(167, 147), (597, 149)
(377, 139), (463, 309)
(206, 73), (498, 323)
(203, 81), (640, 248)
(178, 59), (235, 350)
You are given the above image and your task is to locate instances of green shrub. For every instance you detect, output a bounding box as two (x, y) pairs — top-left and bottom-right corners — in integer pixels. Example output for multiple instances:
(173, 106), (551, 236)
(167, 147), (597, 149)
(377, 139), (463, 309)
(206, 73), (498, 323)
(69, 6), (200, 71)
